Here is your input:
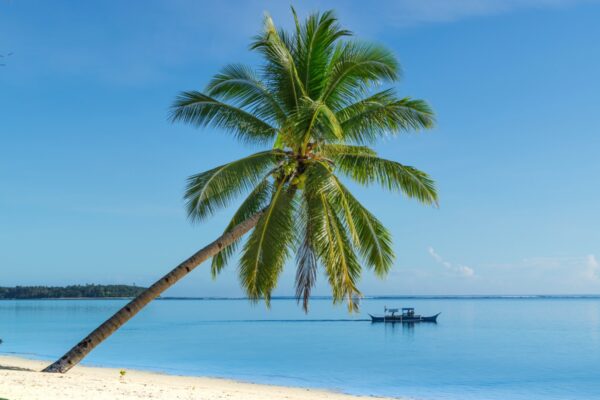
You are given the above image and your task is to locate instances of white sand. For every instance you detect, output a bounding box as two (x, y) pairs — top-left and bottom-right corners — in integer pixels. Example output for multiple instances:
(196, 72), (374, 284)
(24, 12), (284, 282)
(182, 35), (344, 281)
(0, 356), (397, 400)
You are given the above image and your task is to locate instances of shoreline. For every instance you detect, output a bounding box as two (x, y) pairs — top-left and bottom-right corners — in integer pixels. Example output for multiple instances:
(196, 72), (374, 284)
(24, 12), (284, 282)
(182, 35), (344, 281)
(0, 355), (397, 400)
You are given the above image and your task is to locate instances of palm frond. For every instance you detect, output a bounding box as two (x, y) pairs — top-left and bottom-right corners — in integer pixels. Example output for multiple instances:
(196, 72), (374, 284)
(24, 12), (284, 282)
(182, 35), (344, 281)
(292, 97), (343, 144)
(239, 182), (297, 304)
(309, 161), (394, 276)
(294, 196), (319, 312)
(337, 90), (435, 143)
(211, 179), (273, 277)
(292, 8), (351, 99)
(334, 154), (438, 205)
(304, 166), (361, 310)
(205, 64), (286, 124)
(321, 42), (400, 107)
(251, 14), (306, 112)
(320, 144), (377, 158)
(171, 91), (278, 144)
(328, 174), (394, 276)
(184, 150), (285, 222)
(319, 192), (362, 310)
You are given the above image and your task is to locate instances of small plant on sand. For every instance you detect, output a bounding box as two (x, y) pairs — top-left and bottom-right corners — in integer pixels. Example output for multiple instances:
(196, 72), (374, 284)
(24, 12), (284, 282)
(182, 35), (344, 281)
(119, 369), (127, 379)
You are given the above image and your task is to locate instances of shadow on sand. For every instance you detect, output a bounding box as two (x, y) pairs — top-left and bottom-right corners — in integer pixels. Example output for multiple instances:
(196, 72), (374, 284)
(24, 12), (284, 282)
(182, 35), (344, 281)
(0, 364), (36, 372)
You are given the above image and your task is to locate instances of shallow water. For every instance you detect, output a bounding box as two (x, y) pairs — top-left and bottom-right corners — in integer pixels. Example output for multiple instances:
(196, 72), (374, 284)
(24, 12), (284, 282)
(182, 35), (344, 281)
(1, 297), (599, 399)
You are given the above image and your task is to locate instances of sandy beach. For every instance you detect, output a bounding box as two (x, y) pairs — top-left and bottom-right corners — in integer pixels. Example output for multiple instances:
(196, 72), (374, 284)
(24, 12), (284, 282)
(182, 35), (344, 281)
(0, 355), (395, 400)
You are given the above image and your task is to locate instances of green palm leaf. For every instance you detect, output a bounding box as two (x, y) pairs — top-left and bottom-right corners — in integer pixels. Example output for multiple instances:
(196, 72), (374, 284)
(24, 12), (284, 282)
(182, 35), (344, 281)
(251, 14), (306, 112)
(329, 175), (394, 276)
(322, 42), (400, 107)
(292, 97), (343, 144)
(205, 63), (286, 124)
(239, 182), (297, 303)
(334, 153), (438, 205)
(294, 196), (319, 312)
(211, 179), (273, 277)
(317, 192), (362, 310)
(304, 166), (361, 310)
(320, 143), (377, 158)
(338, 92), (435, 143)
(291, 8), (351, 99)
(309, 161), (394, 276)
(184, 151), (285, 222)
(170, 91), (278, 144)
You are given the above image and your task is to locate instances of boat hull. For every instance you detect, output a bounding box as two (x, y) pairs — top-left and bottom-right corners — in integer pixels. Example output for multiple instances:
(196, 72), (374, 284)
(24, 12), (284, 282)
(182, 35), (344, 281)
(369, 312), (440, 323)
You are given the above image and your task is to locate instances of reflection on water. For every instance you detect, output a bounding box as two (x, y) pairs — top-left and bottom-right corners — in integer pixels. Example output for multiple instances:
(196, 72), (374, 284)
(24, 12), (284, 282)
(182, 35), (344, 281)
(380, 321), (421, 336)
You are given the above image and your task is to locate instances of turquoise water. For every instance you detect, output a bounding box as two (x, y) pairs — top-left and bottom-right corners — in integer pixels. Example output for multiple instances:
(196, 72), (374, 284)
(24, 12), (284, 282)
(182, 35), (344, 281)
(1, 297), (599, 399)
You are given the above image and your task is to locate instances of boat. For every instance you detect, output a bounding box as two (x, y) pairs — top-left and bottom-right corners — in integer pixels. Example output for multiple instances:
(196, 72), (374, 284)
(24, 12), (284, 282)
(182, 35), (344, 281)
(369, 307), (440, 323)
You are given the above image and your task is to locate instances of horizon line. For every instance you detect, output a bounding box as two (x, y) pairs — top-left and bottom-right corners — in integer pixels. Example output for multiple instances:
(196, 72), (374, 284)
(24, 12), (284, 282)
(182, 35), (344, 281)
(3, 294), (599, 301)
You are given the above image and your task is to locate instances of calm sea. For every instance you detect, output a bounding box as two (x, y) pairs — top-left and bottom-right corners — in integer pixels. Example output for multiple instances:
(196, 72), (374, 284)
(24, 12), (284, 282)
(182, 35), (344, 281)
(1, 297), (599, 399)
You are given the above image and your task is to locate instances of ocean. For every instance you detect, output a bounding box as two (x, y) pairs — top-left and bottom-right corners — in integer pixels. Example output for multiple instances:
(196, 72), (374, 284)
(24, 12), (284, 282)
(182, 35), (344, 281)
(1, 297), (599, 399)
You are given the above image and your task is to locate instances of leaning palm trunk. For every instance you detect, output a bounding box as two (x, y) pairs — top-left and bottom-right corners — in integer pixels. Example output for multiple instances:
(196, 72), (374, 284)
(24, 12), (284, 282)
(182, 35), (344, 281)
(43, 212), (262, 373)
(43, 8), (438, 374)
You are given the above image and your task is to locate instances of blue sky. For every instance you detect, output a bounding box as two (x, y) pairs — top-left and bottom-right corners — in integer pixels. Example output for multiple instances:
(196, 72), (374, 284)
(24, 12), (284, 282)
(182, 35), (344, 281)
(1, 0), (599, 297)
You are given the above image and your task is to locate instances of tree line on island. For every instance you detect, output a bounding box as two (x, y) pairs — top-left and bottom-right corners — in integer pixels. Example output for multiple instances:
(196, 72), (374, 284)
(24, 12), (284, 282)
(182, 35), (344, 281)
(0, 285), (147, 299)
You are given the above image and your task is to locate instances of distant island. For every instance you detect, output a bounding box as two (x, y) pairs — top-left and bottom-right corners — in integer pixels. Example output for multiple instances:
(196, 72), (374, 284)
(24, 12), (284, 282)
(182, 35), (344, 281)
(0, 284), (147, 299)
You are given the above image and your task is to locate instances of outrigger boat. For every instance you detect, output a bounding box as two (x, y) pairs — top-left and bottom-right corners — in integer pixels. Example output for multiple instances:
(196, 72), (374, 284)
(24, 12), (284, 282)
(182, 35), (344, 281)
(369, 307), (440, 323)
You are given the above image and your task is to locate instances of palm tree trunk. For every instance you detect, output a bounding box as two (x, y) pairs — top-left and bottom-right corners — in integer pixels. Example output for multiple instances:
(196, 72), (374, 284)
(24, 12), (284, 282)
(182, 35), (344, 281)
(42, 212), (263, 373)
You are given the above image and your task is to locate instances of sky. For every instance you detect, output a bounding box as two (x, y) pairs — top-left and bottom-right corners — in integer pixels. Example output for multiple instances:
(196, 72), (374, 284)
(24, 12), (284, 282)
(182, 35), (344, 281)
(1, 0), (600, 298)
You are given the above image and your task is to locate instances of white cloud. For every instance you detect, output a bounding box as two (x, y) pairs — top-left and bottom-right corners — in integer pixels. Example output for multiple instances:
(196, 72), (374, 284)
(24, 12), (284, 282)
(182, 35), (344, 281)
(428, 247), (475, 277)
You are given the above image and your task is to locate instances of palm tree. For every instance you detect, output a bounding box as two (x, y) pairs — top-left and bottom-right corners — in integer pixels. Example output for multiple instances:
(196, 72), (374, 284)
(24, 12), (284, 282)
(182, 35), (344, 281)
(43, 8), (437, 373)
